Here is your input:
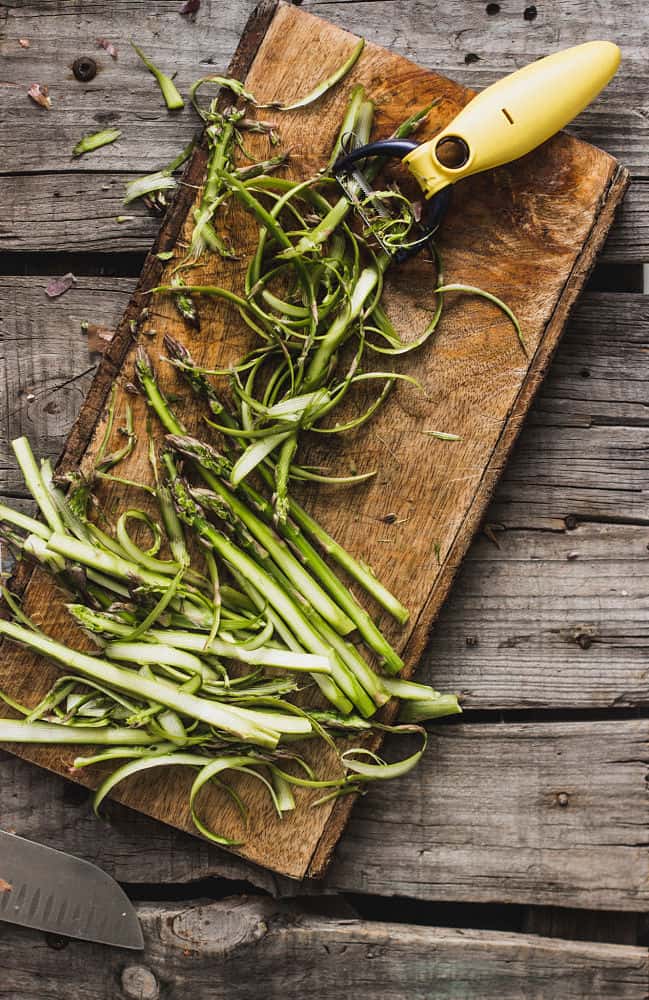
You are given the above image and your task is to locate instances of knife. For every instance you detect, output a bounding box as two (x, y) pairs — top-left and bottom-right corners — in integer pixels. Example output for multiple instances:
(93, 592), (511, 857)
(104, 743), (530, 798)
(0, 830), (143, 949)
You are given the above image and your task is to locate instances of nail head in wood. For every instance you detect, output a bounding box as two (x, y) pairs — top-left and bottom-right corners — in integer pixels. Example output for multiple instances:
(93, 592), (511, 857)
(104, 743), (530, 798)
(72, 57), (97, 82)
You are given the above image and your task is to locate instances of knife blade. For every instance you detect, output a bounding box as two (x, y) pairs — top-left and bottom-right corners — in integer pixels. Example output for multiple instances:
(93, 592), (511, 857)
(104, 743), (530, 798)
(0, 830), (143, 949)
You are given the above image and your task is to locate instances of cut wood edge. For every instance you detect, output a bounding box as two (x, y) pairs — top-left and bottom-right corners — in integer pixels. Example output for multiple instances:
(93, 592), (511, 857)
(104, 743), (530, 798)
(306, 163), (631, 880)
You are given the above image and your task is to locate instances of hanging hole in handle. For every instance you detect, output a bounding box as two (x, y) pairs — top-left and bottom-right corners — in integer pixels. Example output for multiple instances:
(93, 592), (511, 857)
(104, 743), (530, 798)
(435, 135), (470, 169)
(501, 107), (514, 124)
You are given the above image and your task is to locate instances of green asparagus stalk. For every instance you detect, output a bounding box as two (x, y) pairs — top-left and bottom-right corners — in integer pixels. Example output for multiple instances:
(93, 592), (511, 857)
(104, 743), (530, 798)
(0, 619), (300, 748)
(168, 434), (407, 667)
(11, 437), (64, 534)
(72, 129), (121, 158)
(0, 718), (158, 745)
(136, 350), (355, 638)
(169, 478), (357, 715)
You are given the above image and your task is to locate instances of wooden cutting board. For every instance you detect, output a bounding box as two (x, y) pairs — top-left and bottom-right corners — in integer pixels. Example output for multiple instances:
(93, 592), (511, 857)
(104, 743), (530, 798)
(0, 0), (628, 879)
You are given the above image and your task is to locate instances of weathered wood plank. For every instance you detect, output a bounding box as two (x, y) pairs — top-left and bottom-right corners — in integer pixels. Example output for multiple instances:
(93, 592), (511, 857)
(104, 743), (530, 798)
(0, 173), (644, 264)
(424, 522), (649, 709)
(489, 291), (649, 528)
(2, 721), (647, 910)
(0, 277), (129, 503)
(599, 181), (649, 262)
(323, 720), (649, 910)
(1, 0), (647, 173)
(0, 173), (159, 254)
(1, 897), (647, 1000)
(0, 1), (257, 173)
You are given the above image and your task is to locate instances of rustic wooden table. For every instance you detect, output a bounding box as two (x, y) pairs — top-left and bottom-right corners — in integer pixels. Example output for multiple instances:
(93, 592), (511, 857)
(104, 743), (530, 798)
(0, 1), (647, 996)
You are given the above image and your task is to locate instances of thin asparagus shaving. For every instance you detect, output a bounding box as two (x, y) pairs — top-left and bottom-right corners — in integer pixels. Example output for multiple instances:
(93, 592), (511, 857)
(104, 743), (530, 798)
(259, 38), (365, 111)
(423, 430), (462, 441)
(124, 139), (194, 205)
(341, 727), (427, 781)
(435, 283), (526, 355)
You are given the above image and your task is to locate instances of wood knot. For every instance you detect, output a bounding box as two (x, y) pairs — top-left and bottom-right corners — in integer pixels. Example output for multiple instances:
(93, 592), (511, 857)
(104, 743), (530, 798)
(573, 627), (594, 650)
(556, 792), (570, 808)
(121, 965), (159, 1000)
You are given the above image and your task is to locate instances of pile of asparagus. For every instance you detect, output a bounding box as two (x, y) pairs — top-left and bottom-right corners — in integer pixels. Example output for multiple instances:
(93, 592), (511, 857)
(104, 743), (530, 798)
(0, 46), (519, 844)
(0, 386), (459, 842)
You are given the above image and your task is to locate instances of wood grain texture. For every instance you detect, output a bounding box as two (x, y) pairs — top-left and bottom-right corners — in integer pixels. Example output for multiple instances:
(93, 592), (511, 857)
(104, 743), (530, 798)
(320, 720), (649, 910)
(1, 0), (646, 174)
(4, 280), (648, 713)
(0, 3), (628, 881)
(1, 897), (647, 1000)
(2, 0), (646, 263)
(0, 0), (257, 173)
(599, 181), (649, 262)
(421, 522), (649, 710)
(0, 172), (160, 254)
(2, 720), (648, 910)
(1, 175), (645, 263)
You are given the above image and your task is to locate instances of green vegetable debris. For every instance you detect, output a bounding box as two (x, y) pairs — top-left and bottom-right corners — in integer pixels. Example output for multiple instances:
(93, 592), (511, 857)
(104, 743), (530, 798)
(0, 39), (528, 848)
(72, 128), (122, 157)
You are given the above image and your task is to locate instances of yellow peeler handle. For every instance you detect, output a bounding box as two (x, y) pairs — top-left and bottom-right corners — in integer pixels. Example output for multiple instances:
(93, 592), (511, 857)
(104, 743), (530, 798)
(404, 41), (621, 198)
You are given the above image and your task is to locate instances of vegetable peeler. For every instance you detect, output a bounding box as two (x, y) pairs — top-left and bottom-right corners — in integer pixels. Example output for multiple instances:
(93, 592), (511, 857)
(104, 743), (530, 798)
(333, 40), (621, 262)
